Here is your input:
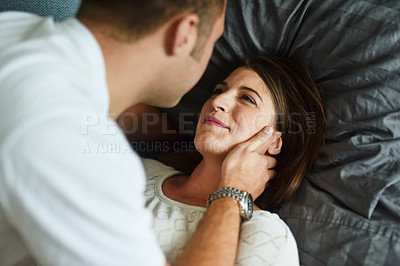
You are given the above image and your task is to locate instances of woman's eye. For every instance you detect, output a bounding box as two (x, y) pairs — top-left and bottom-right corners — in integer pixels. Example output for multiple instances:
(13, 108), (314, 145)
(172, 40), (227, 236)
(212, 88), (225, 96)
(241, 94), (257, 105)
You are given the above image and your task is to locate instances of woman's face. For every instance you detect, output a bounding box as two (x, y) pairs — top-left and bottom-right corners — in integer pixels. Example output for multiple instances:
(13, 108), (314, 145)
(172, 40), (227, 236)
(195, 67), (277, 156)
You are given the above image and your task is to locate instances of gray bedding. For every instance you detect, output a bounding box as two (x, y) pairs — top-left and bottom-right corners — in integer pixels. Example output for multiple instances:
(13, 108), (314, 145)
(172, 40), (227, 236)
(168, 1), (400, 265)
(1, 0), (399, 265)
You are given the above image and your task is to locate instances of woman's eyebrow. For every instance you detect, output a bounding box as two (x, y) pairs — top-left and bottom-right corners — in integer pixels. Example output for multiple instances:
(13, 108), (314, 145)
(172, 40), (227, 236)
(217, 81), (228, 87)
(217, 81), (263, 102)
(241, 86), (264, 102)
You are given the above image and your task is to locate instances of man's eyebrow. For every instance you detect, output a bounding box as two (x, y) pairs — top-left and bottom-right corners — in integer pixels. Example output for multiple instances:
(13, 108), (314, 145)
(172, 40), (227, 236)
(241, 86), (263, 102)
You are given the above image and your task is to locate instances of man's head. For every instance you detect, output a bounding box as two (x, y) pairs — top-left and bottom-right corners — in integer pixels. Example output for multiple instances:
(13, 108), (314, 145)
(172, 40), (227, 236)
(78, 0), (225, 59)
(78, 0), (226, 111)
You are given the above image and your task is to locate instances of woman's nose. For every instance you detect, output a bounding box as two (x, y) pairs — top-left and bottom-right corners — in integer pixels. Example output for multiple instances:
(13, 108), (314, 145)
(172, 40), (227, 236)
(211, 92), (233, 112)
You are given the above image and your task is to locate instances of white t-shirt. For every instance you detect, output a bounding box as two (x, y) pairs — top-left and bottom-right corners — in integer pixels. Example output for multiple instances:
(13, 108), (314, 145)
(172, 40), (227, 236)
(0, 12), (164, 266)
(142, 158), (300, 266)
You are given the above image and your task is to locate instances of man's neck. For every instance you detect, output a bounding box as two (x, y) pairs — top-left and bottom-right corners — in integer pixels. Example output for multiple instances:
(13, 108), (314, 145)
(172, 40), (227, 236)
(82, 19), (164, 117)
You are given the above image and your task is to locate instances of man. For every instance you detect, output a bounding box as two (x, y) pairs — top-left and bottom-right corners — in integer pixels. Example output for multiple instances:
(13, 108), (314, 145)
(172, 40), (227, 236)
(0, 1), (279, 265)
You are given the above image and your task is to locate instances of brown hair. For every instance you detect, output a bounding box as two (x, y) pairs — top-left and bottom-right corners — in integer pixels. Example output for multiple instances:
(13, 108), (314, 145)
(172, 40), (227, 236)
(77, 0), (225, 55)
(243, 54), (326, 209)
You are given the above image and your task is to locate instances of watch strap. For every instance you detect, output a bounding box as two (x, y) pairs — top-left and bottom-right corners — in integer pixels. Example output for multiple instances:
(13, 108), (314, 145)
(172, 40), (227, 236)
(207, 187), (253, 221)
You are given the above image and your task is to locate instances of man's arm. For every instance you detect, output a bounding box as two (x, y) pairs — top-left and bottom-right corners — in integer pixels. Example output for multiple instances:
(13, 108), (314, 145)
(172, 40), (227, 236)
(118, 105), (279, 265)
(174, 198), (241, 266)
(173, 127), (280, 266)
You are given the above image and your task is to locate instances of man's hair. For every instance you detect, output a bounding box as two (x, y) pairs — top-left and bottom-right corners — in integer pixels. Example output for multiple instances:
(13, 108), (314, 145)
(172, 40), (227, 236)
(243, 54), (326, 209)
(77, 0), (225, 56)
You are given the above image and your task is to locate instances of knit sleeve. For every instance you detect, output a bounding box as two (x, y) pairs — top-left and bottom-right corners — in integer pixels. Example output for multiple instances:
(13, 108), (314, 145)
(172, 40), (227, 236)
(235, 211), (299, 266)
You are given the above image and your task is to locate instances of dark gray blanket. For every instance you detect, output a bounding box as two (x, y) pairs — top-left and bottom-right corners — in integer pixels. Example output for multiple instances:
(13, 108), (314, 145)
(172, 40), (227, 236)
(1, 0), (399, 265)
(168, 1), (400, 265)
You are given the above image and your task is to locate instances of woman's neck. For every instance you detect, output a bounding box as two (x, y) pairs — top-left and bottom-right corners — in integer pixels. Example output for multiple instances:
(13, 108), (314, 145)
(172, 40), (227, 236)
(188, 157), (224, 198)
(163, 155), (225, 207)
(162, 154), (262, 210)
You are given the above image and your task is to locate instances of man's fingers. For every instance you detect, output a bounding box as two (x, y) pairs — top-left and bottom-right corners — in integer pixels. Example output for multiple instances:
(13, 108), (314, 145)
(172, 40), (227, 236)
(256, 131), (281, 155)
(246, 126), (282, 154)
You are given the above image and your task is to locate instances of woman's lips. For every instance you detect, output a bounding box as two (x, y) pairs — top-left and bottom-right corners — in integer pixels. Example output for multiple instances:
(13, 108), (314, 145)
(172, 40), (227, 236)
(204, 115), (229, 129)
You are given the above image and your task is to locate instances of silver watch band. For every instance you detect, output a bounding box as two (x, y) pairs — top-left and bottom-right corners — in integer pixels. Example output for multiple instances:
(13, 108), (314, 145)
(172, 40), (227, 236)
(207, 187), (253, 221)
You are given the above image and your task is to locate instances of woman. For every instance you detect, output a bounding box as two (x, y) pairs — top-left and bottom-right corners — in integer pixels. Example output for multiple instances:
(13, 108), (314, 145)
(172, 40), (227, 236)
(143, 54), (325, 265)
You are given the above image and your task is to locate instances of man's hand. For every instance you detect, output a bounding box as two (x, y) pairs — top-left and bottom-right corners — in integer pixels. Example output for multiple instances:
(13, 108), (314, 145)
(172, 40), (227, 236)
(219, 126), (282, 199)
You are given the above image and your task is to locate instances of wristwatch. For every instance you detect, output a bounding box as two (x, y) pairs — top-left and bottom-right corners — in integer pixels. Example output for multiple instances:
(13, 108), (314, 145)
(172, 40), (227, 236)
(207, 187), (253, 221)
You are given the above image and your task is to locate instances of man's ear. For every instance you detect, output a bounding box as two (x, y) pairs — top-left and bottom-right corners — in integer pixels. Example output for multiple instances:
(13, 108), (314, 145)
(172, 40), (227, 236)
(165, 14), (199, 56)
(267, 137), (282, 155)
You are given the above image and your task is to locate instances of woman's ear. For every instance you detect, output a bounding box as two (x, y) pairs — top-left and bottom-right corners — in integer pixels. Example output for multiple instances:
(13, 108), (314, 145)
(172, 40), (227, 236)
(165, 14), (199, 56)
(267, 137), (282, 155)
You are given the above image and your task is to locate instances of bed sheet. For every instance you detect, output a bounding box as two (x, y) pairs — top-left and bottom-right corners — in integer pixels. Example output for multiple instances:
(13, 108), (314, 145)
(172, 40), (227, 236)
(167, 1), (400, 264)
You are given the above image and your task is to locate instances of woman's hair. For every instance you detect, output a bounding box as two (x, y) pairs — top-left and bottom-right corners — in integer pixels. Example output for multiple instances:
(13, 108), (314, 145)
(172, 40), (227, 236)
(242, 54), (326, 209)
(150, 54), (325, 209)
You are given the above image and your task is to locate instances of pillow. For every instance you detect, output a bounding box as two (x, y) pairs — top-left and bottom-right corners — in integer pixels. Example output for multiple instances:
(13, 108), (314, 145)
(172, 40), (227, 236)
(0, 0), (81, 21)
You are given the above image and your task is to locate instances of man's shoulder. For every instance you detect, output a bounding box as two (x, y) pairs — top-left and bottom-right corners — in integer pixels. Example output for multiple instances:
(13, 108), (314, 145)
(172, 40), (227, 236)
(0, 12), (101, 77)
(0, 12), (72, 49)
(0, 12), (107, 151)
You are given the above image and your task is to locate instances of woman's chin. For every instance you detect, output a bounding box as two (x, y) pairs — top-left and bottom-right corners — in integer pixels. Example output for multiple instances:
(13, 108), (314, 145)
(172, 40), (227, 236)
(195, 141), (232, 158)
(194, 133), (237, 158)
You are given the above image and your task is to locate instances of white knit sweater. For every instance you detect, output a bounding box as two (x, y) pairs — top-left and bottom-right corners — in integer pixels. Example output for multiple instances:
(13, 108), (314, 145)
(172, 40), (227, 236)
(142, 158), (300, 266)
